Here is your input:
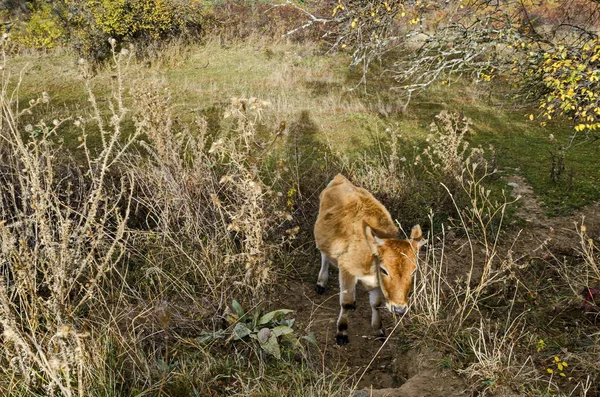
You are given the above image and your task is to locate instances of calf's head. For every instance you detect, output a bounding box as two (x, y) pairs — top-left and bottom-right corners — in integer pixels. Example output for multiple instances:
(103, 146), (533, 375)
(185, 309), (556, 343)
(366, 225), (426, 315)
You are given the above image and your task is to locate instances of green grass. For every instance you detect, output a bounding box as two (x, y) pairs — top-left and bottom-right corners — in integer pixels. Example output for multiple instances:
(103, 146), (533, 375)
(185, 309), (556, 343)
(392, 80), (600, 216)
(462, 100), (600, 216)
(474, 120), (600, 216)
(7, 38), (599, 216)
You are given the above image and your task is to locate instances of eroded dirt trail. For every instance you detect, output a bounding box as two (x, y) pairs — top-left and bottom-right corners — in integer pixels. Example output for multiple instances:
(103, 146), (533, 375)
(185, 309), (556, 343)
(273, 273), (401, 389)
(272, 256), (469, 395)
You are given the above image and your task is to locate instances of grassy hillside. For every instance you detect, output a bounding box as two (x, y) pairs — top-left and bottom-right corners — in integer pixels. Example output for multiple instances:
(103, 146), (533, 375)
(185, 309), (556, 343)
(1, 34), (599, 397)
(10, 37), (599, 216)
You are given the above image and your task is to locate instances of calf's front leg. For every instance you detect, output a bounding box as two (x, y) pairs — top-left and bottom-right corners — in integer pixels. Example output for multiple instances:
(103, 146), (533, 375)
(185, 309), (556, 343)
(336, 269), (356, 345)
(369, 287), (385, 338)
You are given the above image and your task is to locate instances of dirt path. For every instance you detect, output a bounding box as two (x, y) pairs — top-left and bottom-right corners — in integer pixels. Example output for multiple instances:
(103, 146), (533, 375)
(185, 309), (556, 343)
(506, 174), (600, 255)
(271, 268), (469, 395)
(273, 174), (600, 396)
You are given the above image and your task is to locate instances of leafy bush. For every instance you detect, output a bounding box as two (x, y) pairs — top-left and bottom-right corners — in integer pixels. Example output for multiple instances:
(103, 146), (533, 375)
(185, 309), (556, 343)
(531, 40), (600, 135)
(86, 0), (186, 40)
(12, 1), (65, 49)
(38, 0), (204, 61)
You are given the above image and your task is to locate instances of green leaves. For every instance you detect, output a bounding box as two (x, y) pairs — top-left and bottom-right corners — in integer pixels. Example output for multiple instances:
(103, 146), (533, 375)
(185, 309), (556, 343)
(258, 309), (293, 326)
(233, 323), (253, 341)
(196, 329), (226, 345)
(226, 300), (296, 359)
(271, 325), (294, 337)
(528, 40), (600, 134)
(257, 328), (281, 359)
(232, 299), (245, 318)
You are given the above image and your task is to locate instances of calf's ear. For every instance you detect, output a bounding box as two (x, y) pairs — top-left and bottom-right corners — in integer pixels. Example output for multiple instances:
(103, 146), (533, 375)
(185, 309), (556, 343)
(410, 224), (422, 240)
(410, 225), (427, 250)
(365, 226), (384, 256)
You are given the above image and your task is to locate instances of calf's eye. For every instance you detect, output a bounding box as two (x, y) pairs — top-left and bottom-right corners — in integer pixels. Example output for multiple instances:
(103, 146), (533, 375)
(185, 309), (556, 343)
(379, 266), (389, 276)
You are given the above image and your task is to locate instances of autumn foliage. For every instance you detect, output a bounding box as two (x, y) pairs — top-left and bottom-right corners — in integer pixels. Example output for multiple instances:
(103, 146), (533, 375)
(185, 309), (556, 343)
(533, 40), (600, 134)
(325, 0), (600, 136)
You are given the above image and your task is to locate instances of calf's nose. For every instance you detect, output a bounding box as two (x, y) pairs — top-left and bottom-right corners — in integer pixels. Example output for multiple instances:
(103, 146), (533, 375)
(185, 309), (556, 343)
(392, 305), (407, 316)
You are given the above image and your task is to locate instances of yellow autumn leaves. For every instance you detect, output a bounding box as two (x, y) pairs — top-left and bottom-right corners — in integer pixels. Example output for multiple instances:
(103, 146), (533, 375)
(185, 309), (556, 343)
(546, 356), (568, 378)
(528, 39), (600, 134)
(331, 0), (410, 42)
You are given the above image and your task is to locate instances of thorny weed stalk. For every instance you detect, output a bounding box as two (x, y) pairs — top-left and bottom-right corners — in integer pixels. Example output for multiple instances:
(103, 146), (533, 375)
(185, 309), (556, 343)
(125, 80), (232, 304)
(442, 162), (520, 331)
(0, 39), (137, 395)
(547, 223), (600, 396)
(406, 110), (546, 392)
(215, 96), (295, 290)
(410, 212), (448, 326)
(424, 111), (519, 329)
(411, 221), (540, 395)
(423, 110), (479, 182)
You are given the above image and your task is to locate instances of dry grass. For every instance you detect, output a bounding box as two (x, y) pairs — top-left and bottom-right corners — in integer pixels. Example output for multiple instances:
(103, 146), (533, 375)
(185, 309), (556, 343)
(0, 40), (137, 396)
(0, 38), (325, 395)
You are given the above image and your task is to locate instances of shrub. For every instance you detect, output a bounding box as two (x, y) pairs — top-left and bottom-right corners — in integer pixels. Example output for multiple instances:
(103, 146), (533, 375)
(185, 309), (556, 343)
(11, 1), (65, 50)
(533, 40), (600, 135)
(86, 0), (184, 40)
(50, 0), (204, 61)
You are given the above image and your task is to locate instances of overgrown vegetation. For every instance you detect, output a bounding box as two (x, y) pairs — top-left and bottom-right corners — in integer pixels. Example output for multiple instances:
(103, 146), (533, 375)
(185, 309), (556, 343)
(0, 1), (599, 396)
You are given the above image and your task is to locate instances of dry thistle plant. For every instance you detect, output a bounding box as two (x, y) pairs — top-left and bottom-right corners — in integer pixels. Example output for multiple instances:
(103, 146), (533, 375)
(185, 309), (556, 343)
(215, 96), (294, 290)
(0, 40), (137, 395)
(420, 111), (518, 325)
(410, 212), (453, 328)
(127, 84), (295, 310)
(556, 223), (600, 300)
(422, 110), (482, 182)
(408, 203), (537, 394)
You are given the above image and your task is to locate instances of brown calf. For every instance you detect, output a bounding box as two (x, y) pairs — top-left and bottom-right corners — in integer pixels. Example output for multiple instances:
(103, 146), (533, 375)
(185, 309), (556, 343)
(314, 174), (425, 345)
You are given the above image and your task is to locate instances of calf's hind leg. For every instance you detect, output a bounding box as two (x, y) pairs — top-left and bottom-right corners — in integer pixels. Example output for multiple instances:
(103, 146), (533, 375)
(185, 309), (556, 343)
(336, 269), (357, 345)
(315, 252), (330, 294)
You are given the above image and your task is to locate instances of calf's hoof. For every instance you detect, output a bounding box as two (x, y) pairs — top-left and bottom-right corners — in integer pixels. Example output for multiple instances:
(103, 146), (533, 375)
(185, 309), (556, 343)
(336, 334), (349, 346)
(315, 284), (325, 294)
